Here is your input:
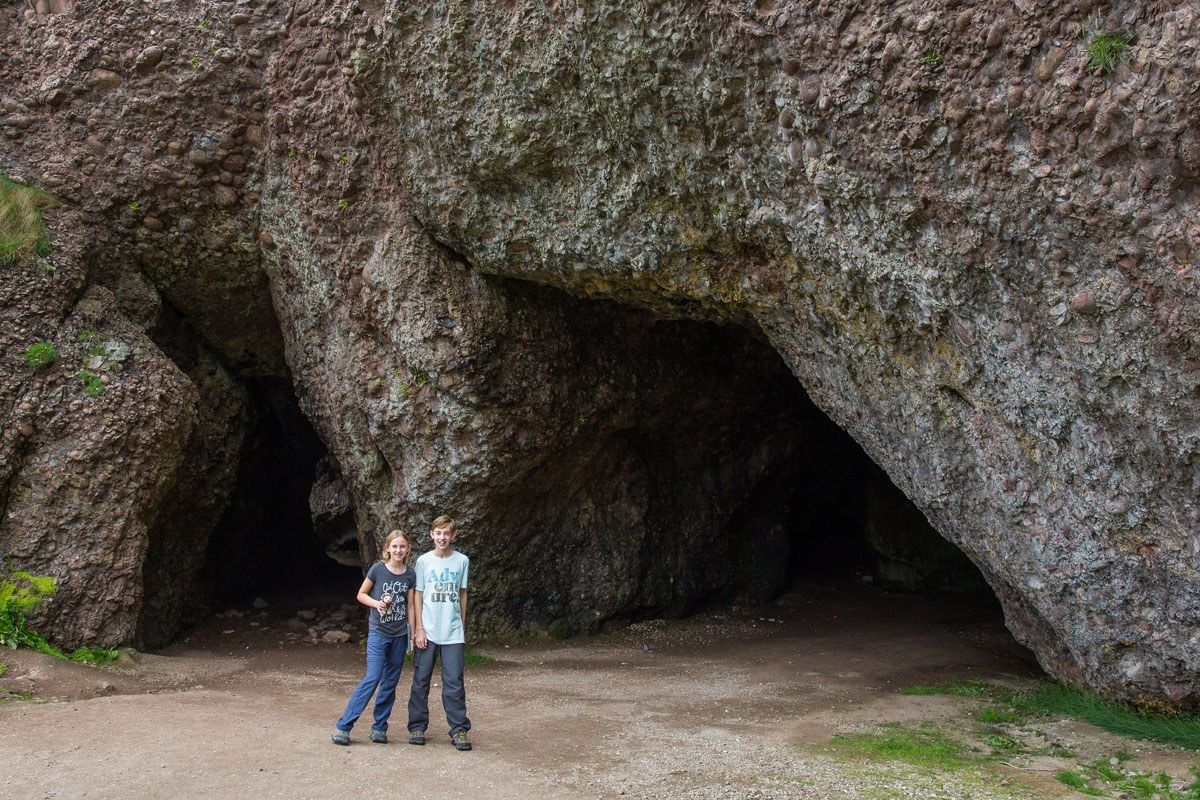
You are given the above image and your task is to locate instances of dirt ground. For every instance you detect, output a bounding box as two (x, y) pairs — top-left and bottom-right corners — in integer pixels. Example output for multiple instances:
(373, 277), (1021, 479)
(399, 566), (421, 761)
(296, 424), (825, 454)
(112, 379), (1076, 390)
(1, 580), (1194, 799)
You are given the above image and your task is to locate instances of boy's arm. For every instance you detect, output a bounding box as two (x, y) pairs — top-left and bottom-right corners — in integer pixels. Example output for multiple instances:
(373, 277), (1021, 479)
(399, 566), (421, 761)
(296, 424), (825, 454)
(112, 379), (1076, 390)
(406, 587), (416, 640)
(459, 588), (468, 633)
(413, 589), (427, 649)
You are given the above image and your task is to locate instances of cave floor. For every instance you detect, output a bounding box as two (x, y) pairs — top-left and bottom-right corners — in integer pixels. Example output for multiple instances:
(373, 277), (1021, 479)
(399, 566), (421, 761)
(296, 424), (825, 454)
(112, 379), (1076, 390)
(1, 580), (1194, 800)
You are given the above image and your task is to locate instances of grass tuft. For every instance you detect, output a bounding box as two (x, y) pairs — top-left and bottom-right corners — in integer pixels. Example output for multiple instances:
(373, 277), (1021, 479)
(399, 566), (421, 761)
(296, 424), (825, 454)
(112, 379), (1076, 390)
(0, 174), (55, 266)
(25, 341), (57, 372)
(829, 724), (984, 770)
(1084, 31), (1129, 75)
(1057, 769), (1105, 796)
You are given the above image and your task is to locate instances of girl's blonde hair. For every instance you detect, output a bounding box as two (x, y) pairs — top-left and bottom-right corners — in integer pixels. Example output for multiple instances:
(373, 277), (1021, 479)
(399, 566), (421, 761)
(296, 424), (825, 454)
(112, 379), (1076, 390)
(381, 529), (411, 563)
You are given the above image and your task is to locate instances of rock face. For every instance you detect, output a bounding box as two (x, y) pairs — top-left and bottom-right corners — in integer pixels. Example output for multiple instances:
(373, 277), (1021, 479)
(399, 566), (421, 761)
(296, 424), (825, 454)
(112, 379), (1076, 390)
(1, 1), (1198, 707)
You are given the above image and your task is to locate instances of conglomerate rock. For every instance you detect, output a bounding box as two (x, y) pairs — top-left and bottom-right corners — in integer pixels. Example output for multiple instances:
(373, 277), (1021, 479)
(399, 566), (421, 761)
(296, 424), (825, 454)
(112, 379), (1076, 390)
(1, 0), (1198, 707)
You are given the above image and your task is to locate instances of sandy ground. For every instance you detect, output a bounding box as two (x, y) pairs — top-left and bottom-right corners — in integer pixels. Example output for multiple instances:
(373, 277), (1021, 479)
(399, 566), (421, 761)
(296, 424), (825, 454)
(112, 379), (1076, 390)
(1, 580), (1193, 800)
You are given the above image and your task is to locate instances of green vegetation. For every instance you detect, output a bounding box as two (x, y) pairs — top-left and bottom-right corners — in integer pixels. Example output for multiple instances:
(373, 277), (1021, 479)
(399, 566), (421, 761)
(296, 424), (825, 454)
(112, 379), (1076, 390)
(0, 174), (54, 266)
(1014, 684), (1200, 750)
(921, 48), (942, 71)
(1057, 768), (1105, 795)
(127, 201), (139, 214)
(336, 198), (349, 211)
(76, 369), (105, 398)
(898, 680), (1200, 750)
(1058, 758), (1200, 800)
(25, 341), (57, 372)
(1084, 32), (1129, 75)
(829, 724), (985, 770)
(0, 571), (119, 665)
(402, 649), (495, 665)
(464, 650), (496, 666)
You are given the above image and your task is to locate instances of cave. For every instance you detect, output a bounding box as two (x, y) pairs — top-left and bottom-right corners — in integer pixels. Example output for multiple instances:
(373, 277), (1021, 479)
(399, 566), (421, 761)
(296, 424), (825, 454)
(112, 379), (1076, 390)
(199, 377), (362, 609)
(409, 277), (996, 636)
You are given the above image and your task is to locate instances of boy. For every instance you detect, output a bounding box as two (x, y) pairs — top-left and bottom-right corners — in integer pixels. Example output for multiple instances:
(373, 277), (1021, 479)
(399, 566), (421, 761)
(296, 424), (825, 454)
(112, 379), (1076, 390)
(407, 515), (473, 751)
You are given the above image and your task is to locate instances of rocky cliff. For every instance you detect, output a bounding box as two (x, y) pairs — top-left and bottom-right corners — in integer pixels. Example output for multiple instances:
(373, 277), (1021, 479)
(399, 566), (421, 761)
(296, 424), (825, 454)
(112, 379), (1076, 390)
(1, 0), (1197, 707)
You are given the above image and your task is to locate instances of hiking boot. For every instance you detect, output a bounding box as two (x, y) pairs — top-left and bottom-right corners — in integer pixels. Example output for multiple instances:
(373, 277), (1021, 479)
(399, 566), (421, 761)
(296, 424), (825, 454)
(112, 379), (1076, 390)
(451, 730), (472, 751)
(331, 728), (350, 746)
(369, 729), (387, 744)
(408, 729), (426, 746)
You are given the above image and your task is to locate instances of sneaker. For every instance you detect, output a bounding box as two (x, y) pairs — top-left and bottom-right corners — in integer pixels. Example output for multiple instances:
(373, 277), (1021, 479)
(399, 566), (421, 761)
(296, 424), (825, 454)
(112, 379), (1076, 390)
(408, 730), (426, 746)
(369, 729), (387, 744)
(451, 730), (472, 751)
(331, 728), (350, 746)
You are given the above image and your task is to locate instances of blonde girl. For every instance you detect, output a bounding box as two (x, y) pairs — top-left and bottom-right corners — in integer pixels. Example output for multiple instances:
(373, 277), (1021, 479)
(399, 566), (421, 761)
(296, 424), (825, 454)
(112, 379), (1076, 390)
(331, 530), (417, 745)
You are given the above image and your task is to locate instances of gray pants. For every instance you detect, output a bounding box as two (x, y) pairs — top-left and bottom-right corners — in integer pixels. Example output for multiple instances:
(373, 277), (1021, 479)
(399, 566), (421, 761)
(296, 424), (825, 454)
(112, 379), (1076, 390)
(407, 641), (471, 735)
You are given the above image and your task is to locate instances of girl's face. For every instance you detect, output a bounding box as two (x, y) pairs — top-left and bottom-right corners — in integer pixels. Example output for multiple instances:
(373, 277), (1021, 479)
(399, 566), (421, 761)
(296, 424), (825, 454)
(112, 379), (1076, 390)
(386, 537), (410, 564)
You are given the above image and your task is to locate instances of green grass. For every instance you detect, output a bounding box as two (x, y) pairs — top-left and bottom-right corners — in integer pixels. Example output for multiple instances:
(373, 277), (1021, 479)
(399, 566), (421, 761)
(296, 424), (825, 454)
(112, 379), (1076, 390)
(977, 706), (1023, 724)
(829, 724), (986, 770)
(1084, 32), (1128, 75)
(0, 689), (34, 702)
(25, 341), (56, 372)
(464, 650), (496, 665)
(76, 369), (105, 398)
(400, 649), (495, 666)
(898, 680), (1200, 751)
(1063, 758), (1200, 800)
(0, 572), (120, 666)
(0, 174), (54, 266)
(1057, 769), (1105, 796)
(1014, 684), (1200, 751)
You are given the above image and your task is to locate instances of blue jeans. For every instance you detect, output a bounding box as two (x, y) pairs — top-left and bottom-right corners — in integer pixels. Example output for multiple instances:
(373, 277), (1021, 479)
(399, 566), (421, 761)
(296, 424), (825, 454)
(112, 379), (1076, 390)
(407, 641), (470, 735)
(336, 631), (407, 732)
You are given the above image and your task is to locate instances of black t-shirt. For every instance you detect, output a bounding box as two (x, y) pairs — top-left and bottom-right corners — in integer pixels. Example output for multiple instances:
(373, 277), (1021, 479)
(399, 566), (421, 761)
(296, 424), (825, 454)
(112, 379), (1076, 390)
(365, 561), (415, 637)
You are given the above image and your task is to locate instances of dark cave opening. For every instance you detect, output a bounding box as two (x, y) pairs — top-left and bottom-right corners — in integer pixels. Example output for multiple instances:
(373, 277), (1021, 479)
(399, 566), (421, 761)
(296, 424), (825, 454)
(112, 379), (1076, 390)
(464, 277), (998, 634)
(201, 377), (360, 608)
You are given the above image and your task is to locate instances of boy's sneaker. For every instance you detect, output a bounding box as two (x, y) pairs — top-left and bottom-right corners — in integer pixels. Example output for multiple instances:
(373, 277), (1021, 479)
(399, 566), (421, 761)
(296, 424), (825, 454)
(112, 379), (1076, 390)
(331, 728), (350, 746)
(369, 729), (387, 744)
(451, 730), (472, 751)
(408, 730), (426, 746)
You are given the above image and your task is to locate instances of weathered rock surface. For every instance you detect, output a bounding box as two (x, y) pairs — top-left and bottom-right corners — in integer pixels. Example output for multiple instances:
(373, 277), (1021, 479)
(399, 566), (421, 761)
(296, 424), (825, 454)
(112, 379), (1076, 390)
(1, 0), (1198, 707)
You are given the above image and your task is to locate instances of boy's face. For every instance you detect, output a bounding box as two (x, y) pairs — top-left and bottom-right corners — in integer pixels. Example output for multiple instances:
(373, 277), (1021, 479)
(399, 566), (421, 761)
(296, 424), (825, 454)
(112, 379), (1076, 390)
(430, 525), (456, 551)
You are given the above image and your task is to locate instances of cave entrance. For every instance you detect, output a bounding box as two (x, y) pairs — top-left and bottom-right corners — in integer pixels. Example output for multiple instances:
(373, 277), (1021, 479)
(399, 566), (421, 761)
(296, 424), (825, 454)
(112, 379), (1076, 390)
(478, 279), (998, 632)
(201, 377), (361, 610)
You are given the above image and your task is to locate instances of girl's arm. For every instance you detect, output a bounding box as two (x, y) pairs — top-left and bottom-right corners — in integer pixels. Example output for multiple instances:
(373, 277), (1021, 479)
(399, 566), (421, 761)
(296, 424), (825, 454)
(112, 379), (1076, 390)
(459, 588), (468, 633)
(356, 576), (384, 610)
(413, 590), (427, 649)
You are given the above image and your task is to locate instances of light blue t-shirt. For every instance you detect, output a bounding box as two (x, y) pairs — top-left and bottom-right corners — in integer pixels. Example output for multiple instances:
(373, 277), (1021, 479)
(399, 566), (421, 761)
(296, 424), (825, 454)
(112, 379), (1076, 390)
(415, 550), (470, 645)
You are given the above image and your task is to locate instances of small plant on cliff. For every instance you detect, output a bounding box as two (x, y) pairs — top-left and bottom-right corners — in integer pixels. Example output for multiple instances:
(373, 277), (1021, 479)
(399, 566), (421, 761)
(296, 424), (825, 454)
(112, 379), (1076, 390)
(25, 341), (57, 372)
(0, 571), (58, 652)
(0, 571), (118, 665)
(0, 174), (55, 266)
(76, 369), (105, 398)
(920, 48), (942, 71)
(1084, 31), (1129, 74)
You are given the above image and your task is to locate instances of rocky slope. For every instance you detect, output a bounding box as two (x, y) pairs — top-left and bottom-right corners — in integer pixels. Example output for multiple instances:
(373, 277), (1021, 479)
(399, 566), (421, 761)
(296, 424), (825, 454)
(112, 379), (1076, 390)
(1, 0), (1197, 707)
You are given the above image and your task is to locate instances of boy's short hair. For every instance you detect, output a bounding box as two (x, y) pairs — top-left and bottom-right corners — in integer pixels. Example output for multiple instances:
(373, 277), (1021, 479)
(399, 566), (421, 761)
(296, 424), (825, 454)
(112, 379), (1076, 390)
(430, 515), (455, 531)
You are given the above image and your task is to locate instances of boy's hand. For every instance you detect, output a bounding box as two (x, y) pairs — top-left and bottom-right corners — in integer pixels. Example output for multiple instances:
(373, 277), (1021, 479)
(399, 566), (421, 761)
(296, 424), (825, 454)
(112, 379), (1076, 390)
(414, 631), (428, 649)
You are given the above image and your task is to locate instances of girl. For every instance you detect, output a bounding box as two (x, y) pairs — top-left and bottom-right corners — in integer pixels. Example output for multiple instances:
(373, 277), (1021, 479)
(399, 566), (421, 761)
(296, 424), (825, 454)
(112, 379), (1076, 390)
(331, 530), (416, 745)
